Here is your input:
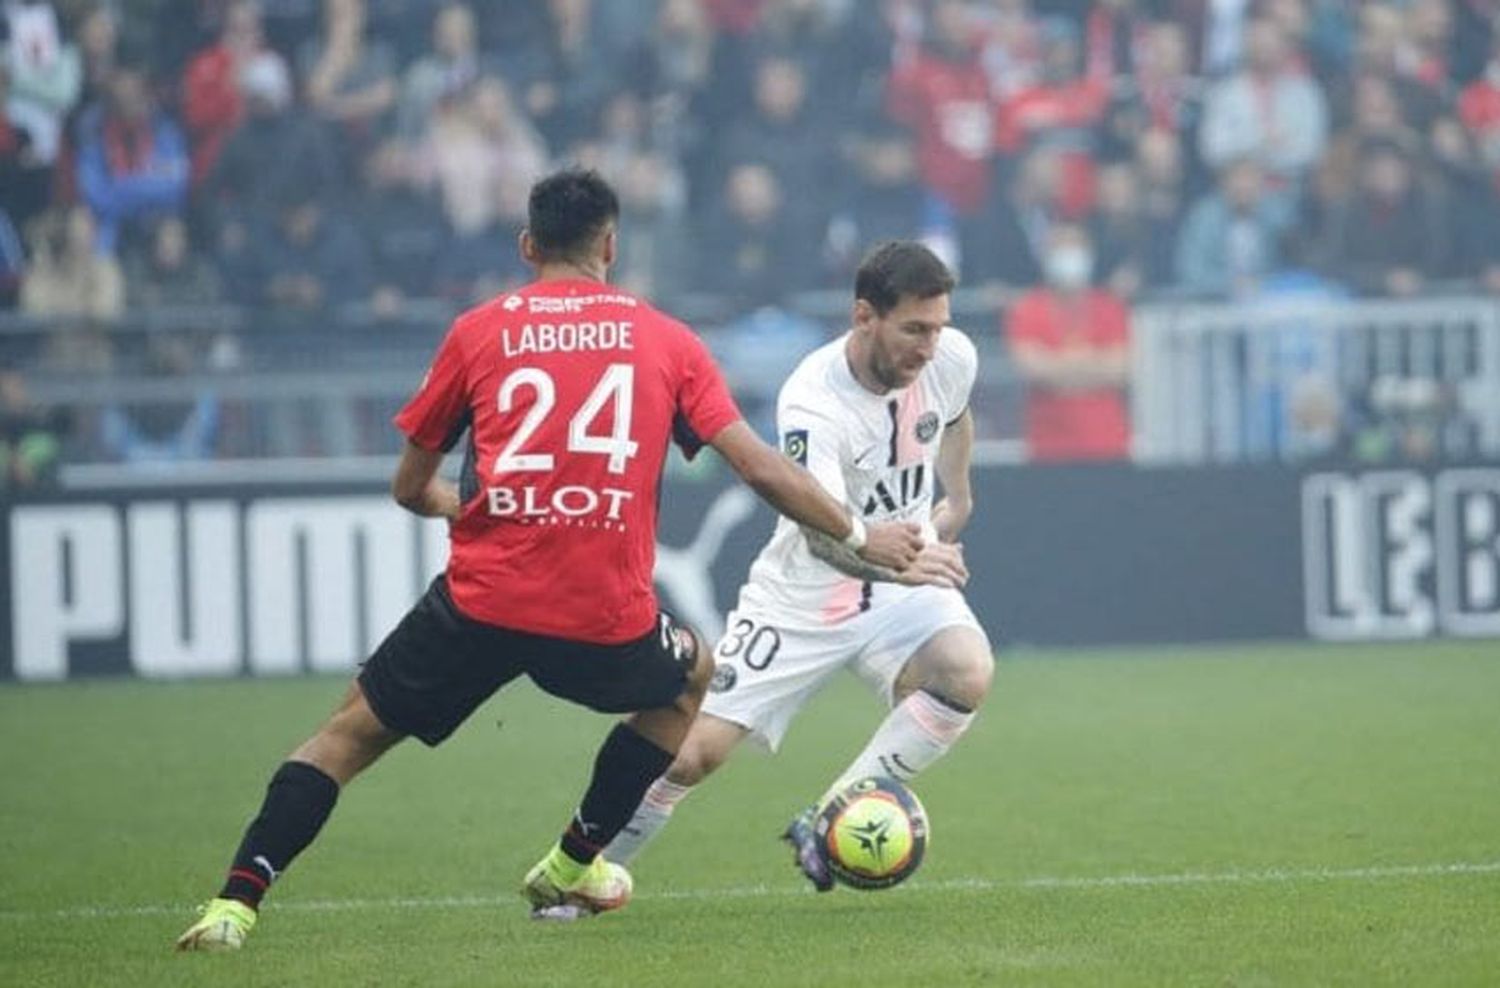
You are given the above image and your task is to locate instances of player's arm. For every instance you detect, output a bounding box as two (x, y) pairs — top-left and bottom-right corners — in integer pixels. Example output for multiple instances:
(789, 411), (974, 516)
(391, 440), (461, 521)
(803, 526), (968, 589)
(709, 421), (922, 572)
(931, 408), (974, 543)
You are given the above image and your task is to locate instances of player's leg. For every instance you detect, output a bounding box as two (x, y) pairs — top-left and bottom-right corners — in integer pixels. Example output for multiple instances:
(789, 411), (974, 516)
(825, 622), (992, 801)
(523, 618), (715, 916)
(603, 712), (750, 865)
(178, 576), (509, 950)
(175, 681), (403, 951)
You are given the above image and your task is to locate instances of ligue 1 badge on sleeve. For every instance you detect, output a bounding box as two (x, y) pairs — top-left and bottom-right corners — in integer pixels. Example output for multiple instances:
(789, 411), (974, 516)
(783, 429), (809, 465)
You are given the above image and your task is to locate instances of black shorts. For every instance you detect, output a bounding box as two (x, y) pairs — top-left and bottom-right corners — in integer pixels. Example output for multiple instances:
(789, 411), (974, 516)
(358, 576), (696, 746)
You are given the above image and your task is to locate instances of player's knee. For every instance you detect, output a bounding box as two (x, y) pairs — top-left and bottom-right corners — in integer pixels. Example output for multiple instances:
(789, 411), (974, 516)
(666, 736), (725, 787)
(908, 635), (994, 710)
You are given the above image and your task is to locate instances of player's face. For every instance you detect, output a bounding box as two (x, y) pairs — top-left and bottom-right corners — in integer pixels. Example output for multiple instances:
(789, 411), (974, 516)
(860, 293), (950, 390)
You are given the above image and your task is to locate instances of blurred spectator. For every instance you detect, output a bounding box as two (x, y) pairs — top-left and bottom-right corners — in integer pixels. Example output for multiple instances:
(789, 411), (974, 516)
(411, 74), (546, 237)
(99, 336), (220, 463)
(122, 214), (223, 308)
(1007, 222), (1131, 462)
(71, 2), (119, 125)
(241, 192), (372, 311)
(751, 0), (874, 120)
(1090, 162), (1151, 298)
(299, 0), (398, 163)
(825, 123), (925, 280)
(696, 160), (814, 309)
(967, 144), (1061, 288)
(606, 150), (690, 301)
(1458, 33), (1500, 185)
(1100, 20), (1202, 164)
(0, 367), (63, 488)
(1322, 139), (1448, 297)
(181, 0), (278, 186)
(1199, 16), (1328, 219)
(0, 61), (50, 231)
(994, 16), (1108, 217)
(20, 203), (122, 320)
(1200, 0), (1254, 76)
(1133, 126), (1189, 286)
(0, 207), (21, 308)
(503, 0), (617, 150)
(886, 0), (995, 268)
(1, 0), (81, 165)
(1175, 157), (1289, 298)
(202, 51), (340, 269)
(1338, 3), (1444, 131)
(1317, 73), (1424, 206)
(1451, 0), (1500, 84)
(719, 55), (830, 233)
(354, 138), (447, 313)
(1432, 114), (1500, 292)
(393, 1), (485, 142)
(1084, 0), (1150, 83)
(74, 62), (190, 253)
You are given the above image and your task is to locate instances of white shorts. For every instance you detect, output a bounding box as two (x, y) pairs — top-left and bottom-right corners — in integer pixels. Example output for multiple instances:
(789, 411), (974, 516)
(701, 584), (988, 750)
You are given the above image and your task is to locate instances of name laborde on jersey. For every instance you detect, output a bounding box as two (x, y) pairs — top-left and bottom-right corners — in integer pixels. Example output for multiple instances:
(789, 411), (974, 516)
(501, 320), (635, 357)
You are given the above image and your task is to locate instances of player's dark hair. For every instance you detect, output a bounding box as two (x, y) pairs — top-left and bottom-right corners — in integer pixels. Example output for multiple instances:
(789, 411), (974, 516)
(855, 241), (956, 315)
(526, 169), (620, 263)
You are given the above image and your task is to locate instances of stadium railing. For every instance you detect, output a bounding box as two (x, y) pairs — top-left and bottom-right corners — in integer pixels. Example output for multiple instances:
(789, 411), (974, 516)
(1131, 296), (1500, 464)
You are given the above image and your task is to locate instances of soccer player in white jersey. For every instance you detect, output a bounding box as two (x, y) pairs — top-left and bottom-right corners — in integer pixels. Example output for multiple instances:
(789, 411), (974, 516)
(605, 241), (992, 890)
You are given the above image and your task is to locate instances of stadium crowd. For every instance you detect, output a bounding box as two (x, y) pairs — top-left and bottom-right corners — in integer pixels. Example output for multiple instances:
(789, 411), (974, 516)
(2, 0), (1499, 475)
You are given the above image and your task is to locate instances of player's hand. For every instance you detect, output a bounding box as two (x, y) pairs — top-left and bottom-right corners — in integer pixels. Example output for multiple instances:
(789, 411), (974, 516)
(931, 496), (972, 543)
(896, 541), (969, 589)
(858, 521), (923, 571)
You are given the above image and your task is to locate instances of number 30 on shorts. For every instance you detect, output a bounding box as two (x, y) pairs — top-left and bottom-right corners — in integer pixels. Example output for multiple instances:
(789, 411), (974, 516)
(716, 618), (782, 671)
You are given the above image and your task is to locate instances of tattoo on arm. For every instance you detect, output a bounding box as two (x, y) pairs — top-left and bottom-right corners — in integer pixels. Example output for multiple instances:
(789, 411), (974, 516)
(802, 526), (903, 583)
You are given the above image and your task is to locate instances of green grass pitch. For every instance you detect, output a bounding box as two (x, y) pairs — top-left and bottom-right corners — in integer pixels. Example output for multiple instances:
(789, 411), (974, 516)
(2, 641), (1497, 986)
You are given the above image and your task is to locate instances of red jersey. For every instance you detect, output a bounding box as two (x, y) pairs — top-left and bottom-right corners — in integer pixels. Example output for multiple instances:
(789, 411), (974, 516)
(394, 278), (742, 643)
(1008, 288), (1131, 462)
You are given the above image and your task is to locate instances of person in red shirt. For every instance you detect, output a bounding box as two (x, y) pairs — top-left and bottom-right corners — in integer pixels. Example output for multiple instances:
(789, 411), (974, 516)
(181, 1), (273, 187)
(1007, 222), (1132, 462)
(176, 170), (927, 950)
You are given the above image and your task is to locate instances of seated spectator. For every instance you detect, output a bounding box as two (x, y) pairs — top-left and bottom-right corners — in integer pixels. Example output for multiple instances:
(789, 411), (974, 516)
(1, 0), (81, 166)
(0, 62), (49, 231)
(241, 193), (373, 311)
(123, 215), (223, 309)
(99, 336), (219, 464)
(299, 0), (398, 164)
(72, 1), (119, 124)
(0, 367), (64, 489)
(74, 63), (190, 253)
(394, 1), (487, 142)
(696, 161), (815, 311)
(1199, 16), (1327, 221)
(503, 0), (616, 150)
(1090, 162), (1152, 298)
(1322, 140), (1448, 297)
(181, 0), (280, 186)
(412, 75), (547, 236)
(966, 144), (1062, 288)
(354, 139), (449, 314)
(20, 204), (122, 321)
(719, 55), (830, 212)
(1317, 73), (1425, 213)
(604, 149), (690, 302)
(1175, 157), (1289, 298)
(1007, 222), (1131, 462)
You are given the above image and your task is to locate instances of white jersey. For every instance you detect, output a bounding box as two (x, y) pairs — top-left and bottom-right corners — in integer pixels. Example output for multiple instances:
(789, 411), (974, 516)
(736, 327), (978, 626)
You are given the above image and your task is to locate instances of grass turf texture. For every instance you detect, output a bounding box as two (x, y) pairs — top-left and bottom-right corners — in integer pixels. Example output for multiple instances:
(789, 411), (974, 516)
(1, 641), (1497, 986)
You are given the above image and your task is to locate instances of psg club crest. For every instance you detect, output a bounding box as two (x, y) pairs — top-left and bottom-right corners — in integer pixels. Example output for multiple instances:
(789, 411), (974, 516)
(915, 412), (940, 444)
(783, 429), (809, 465)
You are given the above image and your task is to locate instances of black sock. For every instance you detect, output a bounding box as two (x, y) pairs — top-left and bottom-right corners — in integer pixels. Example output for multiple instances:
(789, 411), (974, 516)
(559, 724), (674, 865)
(219, 761), (340, 909)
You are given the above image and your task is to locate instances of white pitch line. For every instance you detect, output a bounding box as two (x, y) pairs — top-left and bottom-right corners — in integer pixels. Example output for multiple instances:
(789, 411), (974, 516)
(2, 861), (1497, 923)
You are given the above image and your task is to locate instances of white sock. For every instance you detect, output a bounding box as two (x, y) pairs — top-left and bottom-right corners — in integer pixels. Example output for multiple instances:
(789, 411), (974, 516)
(822, 690), (975, 805)
(603, 776), (694, 865)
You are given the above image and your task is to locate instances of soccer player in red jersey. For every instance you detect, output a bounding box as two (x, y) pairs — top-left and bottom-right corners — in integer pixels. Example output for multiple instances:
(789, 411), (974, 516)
(176, 169), (926, 949)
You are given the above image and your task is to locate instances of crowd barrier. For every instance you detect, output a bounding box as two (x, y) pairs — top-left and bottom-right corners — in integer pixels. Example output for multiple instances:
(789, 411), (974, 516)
(3, 461), (1495, 681)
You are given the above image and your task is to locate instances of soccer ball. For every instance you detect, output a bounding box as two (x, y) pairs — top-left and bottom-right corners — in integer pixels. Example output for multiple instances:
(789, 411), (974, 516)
(814, 776), (929, 890)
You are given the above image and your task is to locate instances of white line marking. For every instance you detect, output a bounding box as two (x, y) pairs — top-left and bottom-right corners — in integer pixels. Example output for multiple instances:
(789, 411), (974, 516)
(2, 861), (1496, 923)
